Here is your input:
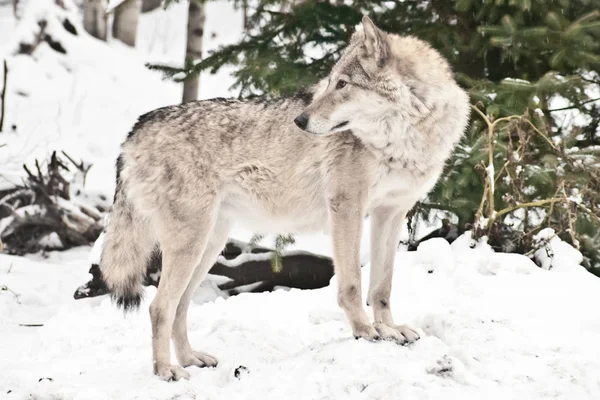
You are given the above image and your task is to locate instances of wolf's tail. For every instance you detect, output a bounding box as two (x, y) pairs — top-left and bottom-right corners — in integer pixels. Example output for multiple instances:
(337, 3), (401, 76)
(99, 156), (155, 311)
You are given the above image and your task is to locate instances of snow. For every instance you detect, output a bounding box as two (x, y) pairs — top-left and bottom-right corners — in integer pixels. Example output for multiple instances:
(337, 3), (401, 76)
(137, 0), (244, 99)
(0, 0), (242, 196)
(37, 232), (63, 249)
(1, 1), (600, 399)
(2, 235), (600, 399)
(106, 0), (129, 11)
(502, 77), (531, 84)
(1, 0), (180, 195)
(549, 74), (599, 137)
(533, 228), (585, 272)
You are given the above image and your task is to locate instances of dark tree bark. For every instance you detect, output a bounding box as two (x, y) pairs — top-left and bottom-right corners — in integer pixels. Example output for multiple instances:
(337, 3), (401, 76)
(141, 0), (162, 13)
(0, 60), (7, 132)
(241, 0), (249, 31)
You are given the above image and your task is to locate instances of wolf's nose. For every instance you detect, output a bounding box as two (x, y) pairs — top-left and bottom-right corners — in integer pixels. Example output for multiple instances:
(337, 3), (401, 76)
(294, 114), (309, 130)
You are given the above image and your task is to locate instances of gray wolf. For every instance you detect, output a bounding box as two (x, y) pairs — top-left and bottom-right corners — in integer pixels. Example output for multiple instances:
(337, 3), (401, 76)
(100, 16), (470, 381)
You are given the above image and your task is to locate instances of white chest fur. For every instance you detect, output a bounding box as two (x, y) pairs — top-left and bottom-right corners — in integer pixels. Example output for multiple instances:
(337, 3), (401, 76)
(367, 161), (441, 212)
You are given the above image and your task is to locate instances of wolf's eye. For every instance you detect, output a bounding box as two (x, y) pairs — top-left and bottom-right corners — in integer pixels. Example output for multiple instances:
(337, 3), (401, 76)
(336, 80), (347, 90)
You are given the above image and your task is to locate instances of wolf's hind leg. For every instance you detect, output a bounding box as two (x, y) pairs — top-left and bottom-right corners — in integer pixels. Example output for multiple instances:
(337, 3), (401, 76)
(368, 207), (420, 344)
(172, 216), (231, 369)
(149, 201), (217, 382)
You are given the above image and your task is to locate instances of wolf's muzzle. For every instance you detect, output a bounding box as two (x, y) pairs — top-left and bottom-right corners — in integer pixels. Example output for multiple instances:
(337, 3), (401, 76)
(294, 114), (309, 130)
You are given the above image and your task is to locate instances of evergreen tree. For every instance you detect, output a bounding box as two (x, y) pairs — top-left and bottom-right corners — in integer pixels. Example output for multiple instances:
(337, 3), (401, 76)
(150, 0), (600, 271)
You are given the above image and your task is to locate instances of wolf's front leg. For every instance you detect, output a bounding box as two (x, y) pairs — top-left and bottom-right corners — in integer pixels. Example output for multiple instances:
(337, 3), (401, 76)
(368, 206), (419, 344)
(328, 192), (379, 341)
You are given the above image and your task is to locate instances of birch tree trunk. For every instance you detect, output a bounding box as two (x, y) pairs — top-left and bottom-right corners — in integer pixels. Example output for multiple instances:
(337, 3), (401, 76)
(12, 0), (19, 19)
(112, 0), (141, 47)
(182, 0), (205, 103)
(83, 0), (107, 41)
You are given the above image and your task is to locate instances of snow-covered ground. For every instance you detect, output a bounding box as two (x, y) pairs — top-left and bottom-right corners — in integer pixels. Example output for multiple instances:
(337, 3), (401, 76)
(0, 0), (242, 195)
(1, 1), (600, 399)
(2, 236), (600, 399)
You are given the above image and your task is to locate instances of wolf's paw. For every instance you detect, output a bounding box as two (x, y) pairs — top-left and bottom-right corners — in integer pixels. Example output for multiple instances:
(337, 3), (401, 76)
(155, 364), (190, 382)
(180, 350), (219, 368)
(352, 323), (381, 342)
(374, 322), (420, 345)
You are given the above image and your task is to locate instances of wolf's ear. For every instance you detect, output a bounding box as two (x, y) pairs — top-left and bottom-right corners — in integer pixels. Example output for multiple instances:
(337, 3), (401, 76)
(361, 16), (389, 67)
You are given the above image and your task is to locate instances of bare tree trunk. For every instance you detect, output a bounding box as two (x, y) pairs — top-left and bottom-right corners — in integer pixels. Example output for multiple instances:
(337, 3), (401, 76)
(112, 0), (141, 47)
(182, 0), (205, 103)
(242, 0), (249, 31)
(0, 60), (7, 133)
(12, 0), (19, 19)
(141, 0), (162, 13)
(83, 0), (107, 41)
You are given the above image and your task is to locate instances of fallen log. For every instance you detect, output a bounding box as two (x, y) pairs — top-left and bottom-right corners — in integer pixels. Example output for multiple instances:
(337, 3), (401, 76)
(74, 239), (335, 300)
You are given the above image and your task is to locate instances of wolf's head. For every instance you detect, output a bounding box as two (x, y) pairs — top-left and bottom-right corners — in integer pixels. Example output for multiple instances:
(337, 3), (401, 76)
(294, 16), (462, 141)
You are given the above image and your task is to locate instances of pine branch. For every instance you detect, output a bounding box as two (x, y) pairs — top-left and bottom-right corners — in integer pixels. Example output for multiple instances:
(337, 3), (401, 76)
(576, 203), (600, 225)
(272, 234), (295, 273)
(548, 97), (600, 112)
(145, 63), (188, 81)
(248, 234), (265, 249)
(580, 76), (600, 85)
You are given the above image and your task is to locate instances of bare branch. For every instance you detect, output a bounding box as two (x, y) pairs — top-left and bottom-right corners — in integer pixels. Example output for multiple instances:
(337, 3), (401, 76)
(494, 198), (563, 220)
(548, 97), (600, 112)
(0, 60), (7, 132)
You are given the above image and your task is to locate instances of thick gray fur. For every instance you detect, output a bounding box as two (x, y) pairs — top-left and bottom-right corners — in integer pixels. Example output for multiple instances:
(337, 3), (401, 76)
(100, 16), (470, 381)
